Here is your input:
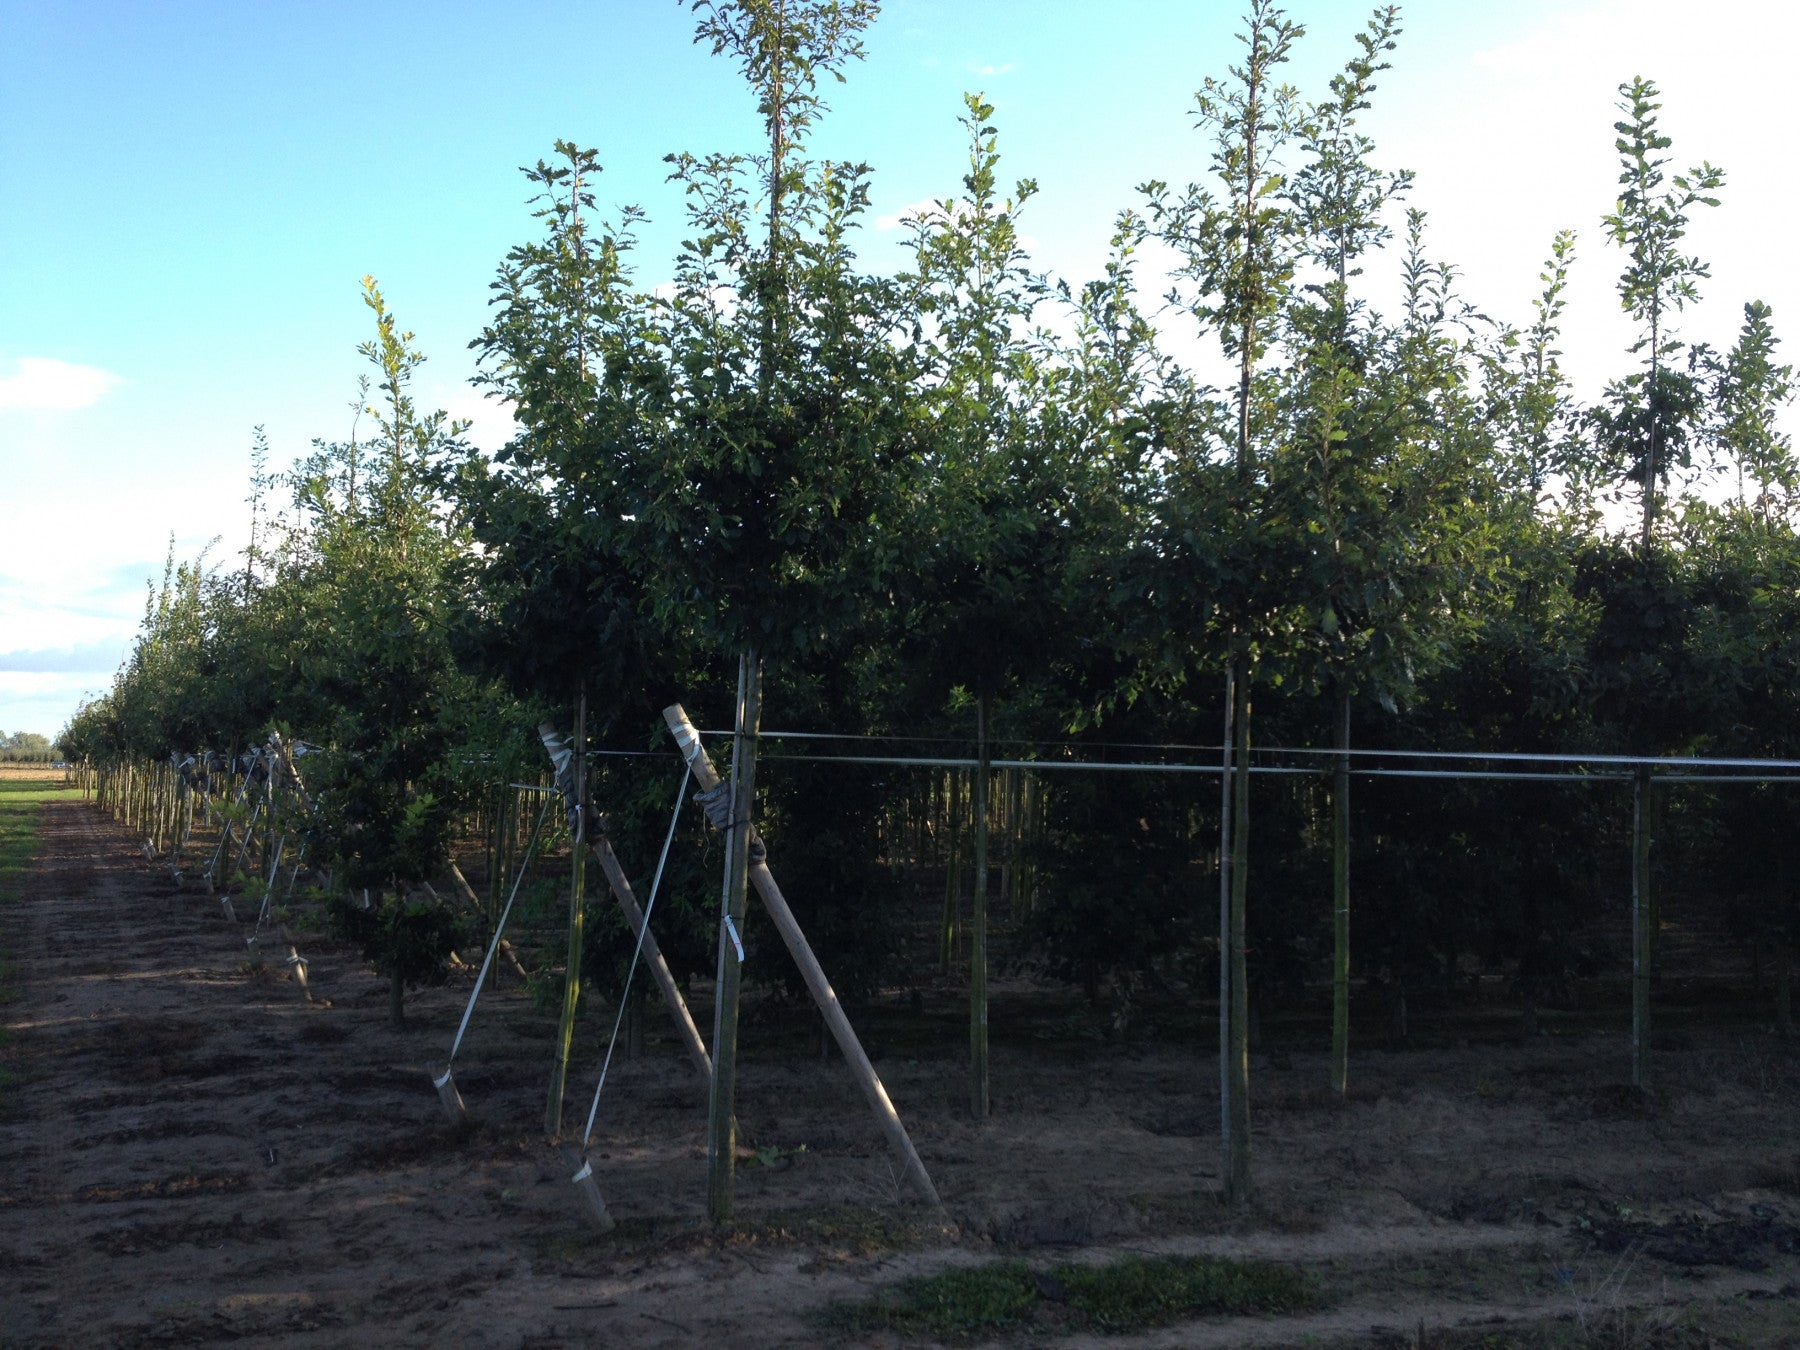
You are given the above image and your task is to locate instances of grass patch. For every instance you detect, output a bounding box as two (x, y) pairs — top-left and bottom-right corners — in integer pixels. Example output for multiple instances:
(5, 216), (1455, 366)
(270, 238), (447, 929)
(819, 1252), (1321, 1343)
(0, 779), (79, 904)
(1059, 1252), (1317, 1330)
(821, 1260), (1039, 1343)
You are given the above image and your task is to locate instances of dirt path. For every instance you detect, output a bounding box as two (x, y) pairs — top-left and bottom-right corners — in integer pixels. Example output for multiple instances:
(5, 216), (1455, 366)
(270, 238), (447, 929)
(2, 801), (1799, 1347)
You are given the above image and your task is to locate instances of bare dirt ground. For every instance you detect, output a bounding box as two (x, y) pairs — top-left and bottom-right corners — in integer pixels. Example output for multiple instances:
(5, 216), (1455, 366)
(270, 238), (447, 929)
(2, 799), (1799, 1347)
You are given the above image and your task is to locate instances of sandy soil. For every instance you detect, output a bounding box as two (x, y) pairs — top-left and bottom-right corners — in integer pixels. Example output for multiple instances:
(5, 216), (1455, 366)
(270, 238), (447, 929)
(2, 799), (1798, 1347)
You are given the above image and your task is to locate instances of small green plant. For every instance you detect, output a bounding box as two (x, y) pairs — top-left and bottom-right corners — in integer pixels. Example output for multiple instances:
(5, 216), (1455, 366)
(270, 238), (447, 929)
(1059, 1252), (1315, 1331)
(822, 1260), (1038, 1343)
(326, 887), (468, 1024)
(819, 1252), (1319, 1342)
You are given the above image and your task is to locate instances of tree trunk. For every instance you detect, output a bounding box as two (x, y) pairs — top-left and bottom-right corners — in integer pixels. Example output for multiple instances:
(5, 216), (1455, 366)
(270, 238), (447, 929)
(1331, 685), (1351, 1098)
(1777, 942), (1793, 1039)
(545, 692), (588, 1138)
(707, 650), (763, 1221)
(941, 771), (961, 971)
(1222, 661), (1253, 1204)
(1217, 664), (1235, 1194)
(665, 692), (939, 1210)
(1631, 767), (1652, 1089)
(970, 693), (991, 1121)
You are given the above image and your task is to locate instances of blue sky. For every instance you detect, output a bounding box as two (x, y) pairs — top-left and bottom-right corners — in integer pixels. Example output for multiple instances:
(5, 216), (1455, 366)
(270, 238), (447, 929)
(3, 0), (1795, 738)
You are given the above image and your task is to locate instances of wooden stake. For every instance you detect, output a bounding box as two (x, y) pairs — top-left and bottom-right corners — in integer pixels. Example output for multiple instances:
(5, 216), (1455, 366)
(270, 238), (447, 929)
(588, 832), (712, 1078)
(664, 701), (941, 1208)
(445, 862), (531, 984)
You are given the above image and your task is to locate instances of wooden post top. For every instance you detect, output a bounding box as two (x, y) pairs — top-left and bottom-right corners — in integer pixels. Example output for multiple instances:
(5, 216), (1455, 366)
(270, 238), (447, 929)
(662, 704), (723, 791)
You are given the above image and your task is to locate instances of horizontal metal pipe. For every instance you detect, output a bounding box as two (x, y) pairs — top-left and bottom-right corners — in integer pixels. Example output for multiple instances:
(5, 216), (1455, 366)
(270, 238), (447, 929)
(699, 729), (1800, 772)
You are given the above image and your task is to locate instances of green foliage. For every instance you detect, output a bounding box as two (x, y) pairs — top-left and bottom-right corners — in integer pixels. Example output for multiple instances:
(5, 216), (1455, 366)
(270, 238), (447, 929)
(818, 1260), (1038, 1342)
(1057, 1252), (1318, 1329)
(1593, 76), (1725, 544)
(1710, 300), (1795, 515)
(325, 887), (468, 1000)
(819, 1252), (1318, 1342)
(285, 280), (484, 896)
(78, 4), (1800, 1055)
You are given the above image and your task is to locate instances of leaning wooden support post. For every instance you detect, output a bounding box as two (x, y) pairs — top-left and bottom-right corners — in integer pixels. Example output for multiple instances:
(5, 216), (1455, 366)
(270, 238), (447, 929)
(588, 830), (712, 1078)
(664, 702), (942, 1209)
(445, 863), (531, 985)
(545, 695), (588, 1139)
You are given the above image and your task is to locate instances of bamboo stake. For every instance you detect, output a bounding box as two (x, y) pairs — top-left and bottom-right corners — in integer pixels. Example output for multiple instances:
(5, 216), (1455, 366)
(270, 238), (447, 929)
(941, 770), (962, 971)
(1217, 664), (1235, 1193)
(1220, 660), (1253, 1203)
(664, 702), (940, 1208)
(1631, 767), (1652, 1089)
(970, 694), (991, 1121)
(1330, 686), (1351, 1099)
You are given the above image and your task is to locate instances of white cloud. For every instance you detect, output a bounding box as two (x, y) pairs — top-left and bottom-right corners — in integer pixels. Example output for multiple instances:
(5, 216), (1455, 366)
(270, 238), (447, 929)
(0, 357), (121, 411)
(1365, 0), (1800, 437)
(0, 639), (129, 674)
(876, 196), (945, 232)
(967, 62), (1013, 77)
(0, 672), (115, 740)
(876, 195), (1003, 233)
(439, 387), (519, 455)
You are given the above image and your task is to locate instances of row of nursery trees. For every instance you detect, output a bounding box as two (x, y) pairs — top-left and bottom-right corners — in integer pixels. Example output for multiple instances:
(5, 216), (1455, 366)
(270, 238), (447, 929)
(64, 1), (1799, 1203)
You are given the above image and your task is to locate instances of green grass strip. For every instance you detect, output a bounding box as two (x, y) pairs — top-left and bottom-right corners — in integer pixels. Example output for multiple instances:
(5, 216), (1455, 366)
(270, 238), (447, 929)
(1058, 1252), (1316, 1331)
(821, 1260), (1039, 1342)
(0, 779), (79, 906)
(0, 780), (79, 1106)
(818, 1251), (1320, 1343)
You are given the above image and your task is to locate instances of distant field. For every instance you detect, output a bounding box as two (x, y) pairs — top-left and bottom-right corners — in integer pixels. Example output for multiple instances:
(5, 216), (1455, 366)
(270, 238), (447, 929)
(0, 766), (69, 783)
